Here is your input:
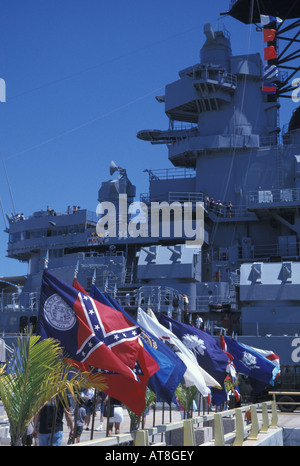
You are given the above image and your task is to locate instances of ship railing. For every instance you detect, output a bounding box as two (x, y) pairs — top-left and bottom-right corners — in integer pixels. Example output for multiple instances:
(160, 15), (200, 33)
(238, 243), (279, 260)
(259, 134), (279, 146)
(110, 291), (235, 316)
(282, 128), (300, 144)
(242, 322), (300, 337)
(140, 195), (255, 220)
(144, 167), (195, 181)
(12, 208), (99, 224)
(84, 249), (125, 258)
(0, 292), (39, 313)
(213, 241), (300, 261)
(238, 242), (299, 260)
(195, 295), (232, 312)
(140, 191), (202, 205)
(191, 64), (236, 88)
(166, 129), (198, 145)
(168, 192), (205, 203)
(140, 194), (251, 219)
(269, 391), (300, 411)
(248, 187), (300, 206)
(69, 401), (279, 447)
(106, 285), (183, 313)
(206, 203), (252, 218)
(139, 286), (184, 312)
(172, 122), (198, 131)
(207, 242), (299, 263)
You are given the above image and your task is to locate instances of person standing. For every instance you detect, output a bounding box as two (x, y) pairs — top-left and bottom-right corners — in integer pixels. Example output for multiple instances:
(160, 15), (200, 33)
(103, 396), (123, 436)
(73, 398), (86, 443)
(96, 391), (106, 431)
(182, 294), (190, 324)
(80, 387), (95, 431)
(33, 397), (73, 446)
(195, 314), (203, 329)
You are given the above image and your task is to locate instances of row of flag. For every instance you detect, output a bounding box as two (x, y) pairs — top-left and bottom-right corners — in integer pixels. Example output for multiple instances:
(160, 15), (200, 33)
(260, 15), (282, 96)
(37, 269), (280, 416)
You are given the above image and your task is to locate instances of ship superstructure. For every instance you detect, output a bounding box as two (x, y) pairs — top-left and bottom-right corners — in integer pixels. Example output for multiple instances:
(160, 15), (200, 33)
(2, 1), (300, 366)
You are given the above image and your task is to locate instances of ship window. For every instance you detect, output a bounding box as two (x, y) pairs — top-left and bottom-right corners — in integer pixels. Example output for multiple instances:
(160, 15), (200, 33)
(49, 249), (63, 258)
(9, 232), (22, 242)
(30, 229), (45, 239)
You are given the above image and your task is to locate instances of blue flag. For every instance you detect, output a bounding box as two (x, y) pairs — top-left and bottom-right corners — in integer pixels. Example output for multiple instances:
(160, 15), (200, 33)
(90, 286), (186, 403)
(211, 386), (227, 407)
(223, 337), (279, 386)
(158, 313), (228, 386)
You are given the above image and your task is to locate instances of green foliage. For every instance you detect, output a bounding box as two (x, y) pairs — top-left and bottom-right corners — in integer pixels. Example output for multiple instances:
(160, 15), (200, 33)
(126, 387), (156, 430)
(0, 334), (105, 445)
(175, 383), (198, 417)
(224, 374), (239, 394)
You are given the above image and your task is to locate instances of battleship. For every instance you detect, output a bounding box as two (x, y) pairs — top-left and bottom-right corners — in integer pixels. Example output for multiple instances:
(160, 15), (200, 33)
(1, 1), (300, 376)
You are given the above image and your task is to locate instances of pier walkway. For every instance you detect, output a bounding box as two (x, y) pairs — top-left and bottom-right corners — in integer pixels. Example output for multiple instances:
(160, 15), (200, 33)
(1, 402), (299, 446)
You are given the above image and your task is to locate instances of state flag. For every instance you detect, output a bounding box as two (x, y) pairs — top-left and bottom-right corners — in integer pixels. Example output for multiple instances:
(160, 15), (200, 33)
(158, 313), (228, 386)
(239, 343), (280, 373)
(138, 308), (220, 397)
(222, 337), (279, 386)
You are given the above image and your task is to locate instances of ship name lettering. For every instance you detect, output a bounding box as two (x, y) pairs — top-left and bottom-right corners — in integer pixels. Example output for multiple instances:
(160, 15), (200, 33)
(291, 338), (300, 363)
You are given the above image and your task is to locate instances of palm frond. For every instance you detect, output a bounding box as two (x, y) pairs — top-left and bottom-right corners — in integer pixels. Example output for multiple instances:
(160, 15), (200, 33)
(126, 387), (156, 425)
(175, 383), (198, 413)
(0, 334), (106, 445)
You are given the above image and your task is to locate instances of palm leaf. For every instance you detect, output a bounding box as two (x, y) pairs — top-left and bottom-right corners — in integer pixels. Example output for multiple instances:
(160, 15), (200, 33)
(175, 383), (198, 416)
(0, 334), (106, 445)
(126, 387), (156, 428)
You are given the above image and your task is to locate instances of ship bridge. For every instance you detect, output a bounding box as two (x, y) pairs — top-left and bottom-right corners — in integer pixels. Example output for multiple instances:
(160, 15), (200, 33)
(137, 22), (275, 168)
(164, 64), (237, 124)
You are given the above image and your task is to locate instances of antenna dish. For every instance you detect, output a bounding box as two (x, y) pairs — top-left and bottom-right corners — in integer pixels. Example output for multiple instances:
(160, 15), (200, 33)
(109, 160), (125, 176)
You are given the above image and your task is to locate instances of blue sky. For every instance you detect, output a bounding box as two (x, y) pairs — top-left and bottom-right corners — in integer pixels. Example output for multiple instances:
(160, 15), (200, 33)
(0, 0), (297, 277)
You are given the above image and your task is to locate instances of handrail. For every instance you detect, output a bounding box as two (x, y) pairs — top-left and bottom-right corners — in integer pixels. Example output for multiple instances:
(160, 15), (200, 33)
(202, 401), (278, 447)
(70, 401), (278, 447)
(269, 391), (300, 406)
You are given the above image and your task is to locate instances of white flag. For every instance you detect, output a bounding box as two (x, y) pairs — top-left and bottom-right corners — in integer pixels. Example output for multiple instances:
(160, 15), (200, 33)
(137, 308), (220, 397)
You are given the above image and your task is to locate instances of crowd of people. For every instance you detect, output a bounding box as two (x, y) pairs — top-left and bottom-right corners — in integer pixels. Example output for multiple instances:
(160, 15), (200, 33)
(28, 389), (119, 446)
(8, 204), (82, 224)
(9, 212), (25, 222)
(204, 195), (233, 218)
(47, 205), (81, 216)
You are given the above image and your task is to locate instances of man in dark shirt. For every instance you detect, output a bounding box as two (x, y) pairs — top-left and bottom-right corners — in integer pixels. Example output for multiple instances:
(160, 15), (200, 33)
(33, 398), (73, 446)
